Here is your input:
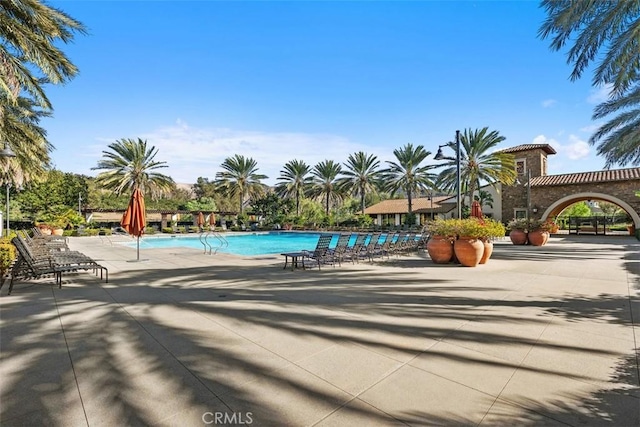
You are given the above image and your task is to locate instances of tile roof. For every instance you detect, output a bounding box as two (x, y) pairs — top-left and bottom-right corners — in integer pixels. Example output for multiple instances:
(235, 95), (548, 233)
(531, 167), (640, 186)
(363, 196), (455, 215)
(499, 144), (557, 155)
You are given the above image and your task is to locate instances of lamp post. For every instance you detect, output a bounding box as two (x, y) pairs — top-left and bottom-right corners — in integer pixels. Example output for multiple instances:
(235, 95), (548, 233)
(0, 143), (16, 236)
(434, 130), (462, 219)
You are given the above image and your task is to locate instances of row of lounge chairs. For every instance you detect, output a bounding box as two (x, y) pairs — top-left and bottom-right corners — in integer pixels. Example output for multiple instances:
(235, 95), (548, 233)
(299, 231), (427, 270)
(6, 229), (108, 295)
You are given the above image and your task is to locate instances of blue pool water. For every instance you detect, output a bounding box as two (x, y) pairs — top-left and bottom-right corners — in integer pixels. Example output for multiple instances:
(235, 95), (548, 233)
(125, 232), (339, 256)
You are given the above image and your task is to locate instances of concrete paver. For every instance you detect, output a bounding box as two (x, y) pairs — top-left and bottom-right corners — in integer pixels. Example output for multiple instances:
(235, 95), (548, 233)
(1, 234), (639, 426)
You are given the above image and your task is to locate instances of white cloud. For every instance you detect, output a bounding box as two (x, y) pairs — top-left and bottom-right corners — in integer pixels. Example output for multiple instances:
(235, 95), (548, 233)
(580, 123), (600, 133)
(131, 120), (389, 184)
(532, 134), (561, 153)
(587, 84), (613, 104)
(565, 135), (590, 159)
(541, 99), (557, 108)
(532, 134), (590, 161)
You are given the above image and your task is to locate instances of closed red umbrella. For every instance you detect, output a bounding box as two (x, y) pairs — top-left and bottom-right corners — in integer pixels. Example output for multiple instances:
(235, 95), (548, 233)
(209, 212), (216, 228)
(121, 188), (146, 261)
(197, 212), (205, 229)
(470, 200), (483, 222)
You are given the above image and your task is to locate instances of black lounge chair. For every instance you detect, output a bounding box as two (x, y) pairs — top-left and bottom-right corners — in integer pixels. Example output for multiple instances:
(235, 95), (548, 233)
(302, 234), (335, 270)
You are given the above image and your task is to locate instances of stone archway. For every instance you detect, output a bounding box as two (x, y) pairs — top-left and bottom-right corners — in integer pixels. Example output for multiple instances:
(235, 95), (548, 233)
(541, 192), (640, 227)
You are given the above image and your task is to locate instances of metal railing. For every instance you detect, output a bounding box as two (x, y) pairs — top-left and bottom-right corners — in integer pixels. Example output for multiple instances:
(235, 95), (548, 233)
(199, 230), (229, 254)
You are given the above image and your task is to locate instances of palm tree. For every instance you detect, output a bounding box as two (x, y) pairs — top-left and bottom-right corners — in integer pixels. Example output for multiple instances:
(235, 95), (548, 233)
(309, 160), (343, 216)
(436, 128), (515, 208)
(0, 0), (86, 110)
(474, 189), (494, 210)
(381, 143), (437, 215)
(589, 89), (640, 167)
(0, 1), (85, 191)
(91, 138), (175, 198)
(275, 159), (312, 216)
(337, 152), (381, 214)
(1, 94), (52, 187)
(215, 155), (268, 214)
(539, 1), (640, 167)
(539, 1), (639, 97)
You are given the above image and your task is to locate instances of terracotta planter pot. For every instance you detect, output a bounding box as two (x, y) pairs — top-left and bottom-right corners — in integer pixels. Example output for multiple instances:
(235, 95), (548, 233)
(426, 235), (454, 264)
(52, 228), (64, 236)
(509, 229), (528, 245)
(528, 230), (549, 246)
(479, 239), (493, 264)
(454, 237), (484, 267)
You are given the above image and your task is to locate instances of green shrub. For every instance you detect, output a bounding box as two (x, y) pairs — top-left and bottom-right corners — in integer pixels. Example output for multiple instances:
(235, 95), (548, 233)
(507, 218), (529, 231)
(479, 218), (506, 239)
(0, 240), (16, 277)
(453, 218), (487, 238)
(424, 218), (505, 239)
(162, 227), (173, 233)
(423, 219), (457, 237)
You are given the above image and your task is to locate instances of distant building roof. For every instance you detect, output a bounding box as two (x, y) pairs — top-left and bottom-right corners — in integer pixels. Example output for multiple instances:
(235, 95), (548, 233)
(499, 144), (557, 155)
(364, 196), (455, 215)
(531, 167), (640, 186)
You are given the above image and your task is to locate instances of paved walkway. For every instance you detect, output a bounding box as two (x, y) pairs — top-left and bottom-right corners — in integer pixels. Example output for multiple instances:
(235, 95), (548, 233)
(1, 234), (639, 426)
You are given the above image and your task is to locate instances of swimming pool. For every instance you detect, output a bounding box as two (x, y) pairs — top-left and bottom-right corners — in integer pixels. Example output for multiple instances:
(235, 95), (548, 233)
(124, 232), (339, 256)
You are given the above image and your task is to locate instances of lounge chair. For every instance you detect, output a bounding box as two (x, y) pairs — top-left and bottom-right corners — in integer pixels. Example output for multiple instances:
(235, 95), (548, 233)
(8, 234), (108, 294)
(363, 232), (383, 261)
(329, 233), (352, 266)
(343, 233), (367, 263)
(302, 234), (335, 270)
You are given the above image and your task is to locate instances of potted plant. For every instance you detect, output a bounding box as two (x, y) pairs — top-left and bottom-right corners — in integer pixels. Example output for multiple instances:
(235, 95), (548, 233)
(476, 218), (506, 264)
(452, 218), (486, 267)
(528, 219), (554, 246)
(507, 218), (529, 245)
(36, 223), (53, 235)
(423, 219), (456, 264)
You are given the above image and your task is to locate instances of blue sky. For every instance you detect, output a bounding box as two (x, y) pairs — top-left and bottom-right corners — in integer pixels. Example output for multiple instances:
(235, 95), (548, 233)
(45, 0), (609, 185)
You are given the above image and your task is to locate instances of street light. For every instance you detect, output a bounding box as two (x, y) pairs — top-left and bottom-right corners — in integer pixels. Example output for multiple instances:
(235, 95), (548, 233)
(0, 143), (16, 236)
(434, 130), (462, 219)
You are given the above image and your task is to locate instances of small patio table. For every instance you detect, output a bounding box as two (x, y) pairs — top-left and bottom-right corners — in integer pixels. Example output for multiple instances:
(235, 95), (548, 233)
(281, 252), (307, 270)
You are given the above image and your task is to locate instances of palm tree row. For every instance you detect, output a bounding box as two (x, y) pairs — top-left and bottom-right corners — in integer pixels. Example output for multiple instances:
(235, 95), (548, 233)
(88, 126), (516, 224)
(213, 127), (516, 220)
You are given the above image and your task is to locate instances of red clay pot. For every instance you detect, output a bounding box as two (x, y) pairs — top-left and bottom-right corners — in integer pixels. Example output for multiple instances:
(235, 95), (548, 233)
(426, 236), (454, 264)
(509, 229), (528, 245)
(454, 237), (484, 267)
(479, 239), (493, 264)
(528, 230), (549, 246)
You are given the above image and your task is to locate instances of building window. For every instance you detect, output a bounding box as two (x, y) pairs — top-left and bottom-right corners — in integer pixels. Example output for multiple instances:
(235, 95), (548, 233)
(516, 159), (526, 175)
(514, 209), (527, 219)
(542, 157), (547, 176)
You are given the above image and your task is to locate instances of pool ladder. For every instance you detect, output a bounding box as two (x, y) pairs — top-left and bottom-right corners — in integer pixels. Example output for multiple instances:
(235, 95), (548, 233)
(200, 231), (228, 254)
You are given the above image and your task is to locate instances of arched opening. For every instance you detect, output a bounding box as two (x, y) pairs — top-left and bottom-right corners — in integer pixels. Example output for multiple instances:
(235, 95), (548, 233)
(541, 192), (639, 234)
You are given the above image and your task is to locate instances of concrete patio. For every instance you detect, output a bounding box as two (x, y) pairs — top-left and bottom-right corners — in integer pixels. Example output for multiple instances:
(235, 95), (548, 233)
(1, 234), (639, 426)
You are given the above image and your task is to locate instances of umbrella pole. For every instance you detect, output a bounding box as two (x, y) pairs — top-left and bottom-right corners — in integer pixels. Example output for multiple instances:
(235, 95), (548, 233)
(137, 236), (140, 261)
